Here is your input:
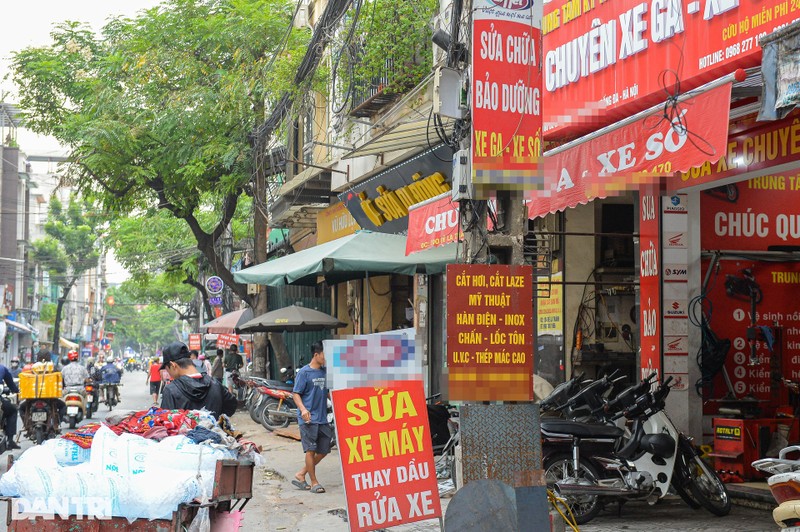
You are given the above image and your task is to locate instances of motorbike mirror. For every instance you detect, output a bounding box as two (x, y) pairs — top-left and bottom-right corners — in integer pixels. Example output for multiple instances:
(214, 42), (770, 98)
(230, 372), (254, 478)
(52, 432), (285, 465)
(280, 367), (288, 373)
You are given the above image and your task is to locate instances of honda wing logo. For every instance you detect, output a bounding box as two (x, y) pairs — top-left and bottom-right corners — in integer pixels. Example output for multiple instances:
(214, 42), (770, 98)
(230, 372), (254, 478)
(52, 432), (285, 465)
(668, 338), (683, 350)
(668, 233), (684, 246)
(489, 0), (535, 9)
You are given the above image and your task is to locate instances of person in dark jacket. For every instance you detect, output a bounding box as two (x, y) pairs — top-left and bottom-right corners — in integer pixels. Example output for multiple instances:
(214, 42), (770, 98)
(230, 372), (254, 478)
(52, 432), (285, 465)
(0, 364), (20, 449)
(160, 342), (237, 418)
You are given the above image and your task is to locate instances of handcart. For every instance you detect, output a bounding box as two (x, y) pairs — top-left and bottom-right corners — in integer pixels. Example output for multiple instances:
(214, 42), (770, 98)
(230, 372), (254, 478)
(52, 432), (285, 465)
(1, 459), (253, 531)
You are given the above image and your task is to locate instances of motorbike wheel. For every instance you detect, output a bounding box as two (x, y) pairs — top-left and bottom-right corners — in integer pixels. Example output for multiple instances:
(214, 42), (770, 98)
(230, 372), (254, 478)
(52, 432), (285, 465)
(249, 395), (263, 423)
(34, 426), (44, 445)
(86, 404), (93, 420)
(260, 399), (291, 431)
(686, 454), (731, 516)
(68, 416), (76, 429)
(671, 445), (701, 509)
(544, 453), (602, 525)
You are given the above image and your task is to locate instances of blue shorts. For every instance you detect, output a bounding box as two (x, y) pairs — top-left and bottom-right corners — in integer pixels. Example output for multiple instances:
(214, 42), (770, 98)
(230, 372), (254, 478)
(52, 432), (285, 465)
(299, 423), (332, 454)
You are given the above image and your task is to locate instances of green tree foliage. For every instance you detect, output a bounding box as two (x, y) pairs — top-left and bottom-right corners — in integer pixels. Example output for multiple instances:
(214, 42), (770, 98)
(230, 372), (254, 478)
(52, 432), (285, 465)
(105, 286), (178, 354)
(10, 0), (311, 304)
(31, 195), (101, 353)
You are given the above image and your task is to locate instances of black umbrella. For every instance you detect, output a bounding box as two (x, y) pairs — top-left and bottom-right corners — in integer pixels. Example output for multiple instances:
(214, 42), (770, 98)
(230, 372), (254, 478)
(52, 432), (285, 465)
(235, 304), (346, 333)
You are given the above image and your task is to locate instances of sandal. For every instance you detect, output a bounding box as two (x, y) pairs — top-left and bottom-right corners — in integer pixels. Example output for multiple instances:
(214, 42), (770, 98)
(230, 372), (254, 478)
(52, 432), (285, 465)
(292, 479), (311, 490)
(310, 484), (325, 494)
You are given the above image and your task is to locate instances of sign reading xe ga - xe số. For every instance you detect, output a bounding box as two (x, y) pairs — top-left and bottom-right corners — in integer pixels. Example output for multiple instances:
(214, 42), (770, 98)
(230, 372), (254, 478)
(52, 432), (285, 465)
(543, 0), (798, 139)
(447, 264), (534, 401)
(471, 0), (543, 196)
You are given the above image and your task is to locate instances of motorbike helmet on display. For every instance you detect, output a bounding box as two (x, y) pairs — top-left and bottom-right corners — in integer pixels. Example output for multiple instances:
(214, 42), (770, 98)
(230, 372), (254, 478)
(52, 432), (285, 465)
(67, 350), (79, 362)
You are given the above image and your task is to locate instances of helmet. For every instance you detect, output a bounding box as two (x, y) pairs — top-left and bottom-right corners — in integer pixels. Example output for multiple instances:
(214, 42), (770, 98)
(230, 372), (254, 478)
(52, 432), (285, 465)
(67, 351), (79, 362)
(198, 354), (206, 360)
(86, 357), (95, 365)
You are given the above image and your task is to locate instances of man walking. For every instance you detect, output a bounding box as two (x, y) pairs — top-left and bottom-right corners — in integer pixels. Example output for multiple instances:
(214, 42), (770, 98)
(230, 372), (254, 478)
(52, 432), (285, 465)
(292, 342), (331, 494)
(223, 344), (243, 394)
(146, 357), (162, 404)
(160, 342), (237, 418)
(210, 349), (224, 382)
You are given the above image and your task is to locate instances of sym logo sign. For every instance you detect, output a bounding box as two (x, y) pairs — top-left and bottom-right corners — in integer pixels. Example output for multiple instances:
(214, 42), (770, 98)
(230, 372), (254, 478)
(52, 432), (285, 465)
(489, 0), (535, 8)
(663, 264), (688, 282)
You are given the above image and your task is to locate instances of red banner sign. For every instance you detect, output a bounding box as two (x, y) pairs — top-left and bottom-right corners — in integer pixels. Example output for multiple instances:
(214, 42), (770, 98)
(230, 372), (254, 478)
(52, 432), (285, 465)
(701, 175), (800, 251)
(447, 264), (534, 401)
(640, 190), (662, 380)
(188, 334), (202, 351)
(543, 0), (797, 139)
(406, 194), (462, 255)
(332, 381), (441, 532)
(216, 333), (239, 349)
(678, 112), (800, 189)
(471, 1), (542, 194)
(529, 83), (732, 219)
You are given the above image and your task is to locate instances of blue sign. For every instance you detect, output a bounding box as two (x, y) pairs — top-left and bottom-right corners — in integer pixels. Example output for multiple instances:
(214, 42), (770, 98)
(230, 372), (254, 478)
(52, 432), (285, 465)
(209, 297), (223, 306)
(80, 348), (91, 358)
(205, 276), (224, 295)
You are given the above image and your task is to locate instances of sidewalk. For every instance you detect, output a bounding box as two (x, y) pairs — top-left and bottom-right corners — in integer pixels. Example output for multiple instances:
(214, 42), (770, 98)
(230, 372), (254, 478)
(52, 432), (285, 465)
(233, 411), (450, 531)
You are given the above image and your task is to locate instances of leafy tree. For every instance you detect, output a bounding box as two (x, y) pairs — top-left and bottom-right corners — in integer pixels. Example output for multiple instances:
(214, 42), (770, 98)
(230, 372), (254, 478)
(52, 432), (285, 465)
(9, 0), (312, 307)
(105, 286), (179, 354)
(32, 196), (101, 353)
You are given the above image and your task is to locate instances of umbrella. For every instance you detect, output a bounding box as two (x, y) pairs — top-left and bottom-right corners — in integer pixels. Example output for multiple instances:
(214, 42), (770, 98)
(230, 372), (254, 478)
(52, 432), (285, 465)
(235, 304), (346, 333)
(199, 308), (254, 334)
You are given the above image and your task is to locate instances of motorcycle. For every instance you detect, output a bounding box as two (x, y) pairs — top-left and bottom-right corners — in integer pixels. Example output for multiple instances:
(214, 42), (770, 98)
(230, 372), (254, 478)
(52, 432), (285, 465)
(19, 397), (62, 445)
(62, 385), (86, 429)
(542, 373), (731, 524)
(753, 445), (800, 530)
(259, 386), (297, 431)
(101, 382), (122, 411)
(84, 379), (99, 419)
(0, 387), (17, 453)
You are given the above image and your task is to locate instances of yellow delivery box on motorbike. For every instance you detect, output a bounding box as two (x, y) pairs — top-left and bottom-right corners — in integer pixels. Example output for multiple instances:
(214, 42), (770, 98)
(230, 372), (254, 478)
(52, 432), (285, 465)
(19, 363), (63, 399)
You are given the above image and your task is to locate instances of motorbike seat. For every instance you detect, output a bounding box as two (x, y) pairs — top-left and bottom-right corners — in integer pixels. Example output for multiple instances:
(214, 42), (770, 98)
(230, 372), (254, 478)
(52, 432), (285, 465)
(541, 420), (624, 439)
(262, 380), (293, 391)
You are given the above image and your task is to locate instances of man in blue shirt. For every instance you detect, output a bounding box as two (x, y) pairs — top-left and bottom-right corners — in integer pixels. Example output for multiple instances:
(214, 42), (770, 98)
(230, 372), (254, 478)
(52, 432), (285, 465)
(101, 358), (122, 403)
(291, 342), (331, 494)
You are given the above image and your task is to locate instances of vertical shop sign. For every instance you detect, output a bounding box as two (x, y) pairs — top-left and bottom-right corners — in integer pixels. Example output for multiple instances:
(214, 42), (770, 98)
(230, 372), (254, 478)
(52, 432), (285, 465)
(332, 381), (442, 532)
(537, 272), (562, 333)
(447, 264), (534, 401)
(471, 0), (543, 196)
(639, 191), (661, 380)
(188, 334), (202, 351)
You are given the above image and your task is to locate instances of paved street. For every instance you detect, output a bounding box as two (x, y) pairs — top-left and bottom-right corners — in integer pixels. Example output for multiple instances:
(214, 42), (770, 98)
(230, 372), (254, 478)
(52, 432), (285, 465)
(0, 372), (780, 531)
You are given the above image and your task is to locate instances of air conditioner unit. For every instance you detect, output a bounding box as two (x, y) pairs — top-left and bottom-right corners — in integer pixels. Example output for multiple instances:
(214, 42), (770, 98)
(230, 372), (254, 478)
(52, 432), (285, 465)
(451, 149), (472, 201)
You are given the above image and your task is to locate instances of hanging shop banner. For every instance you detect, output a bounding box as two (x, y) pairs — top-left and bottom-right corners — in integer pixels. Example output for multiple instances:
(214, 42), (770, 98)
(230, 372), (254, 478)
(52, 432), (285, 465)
(188, 334), (202, 352)
(447, 264), (534, 401)
(332, 381), (442, 532)
(537, 272), (563, 334)
(678, 112), (800, 189)
(471, 0), (543, 196)
(542, 0), (797, 139)
(640, 191), (662, 380)
(529, 83), (732, 219)
(701, 175), (800, 251)
(317, 202), (360, 245)
(338, 145), (453, 235)
(325, 329), (421, 391)
(216, 333), (239, 349)
(405, 193), (462, 255)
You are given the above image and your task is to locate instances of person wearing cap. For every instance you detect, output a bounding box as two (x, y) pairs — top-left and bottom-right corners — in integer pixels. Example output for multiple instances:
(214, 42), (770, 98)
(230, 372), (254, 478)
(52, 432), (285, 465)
(160, 342), (237, 418)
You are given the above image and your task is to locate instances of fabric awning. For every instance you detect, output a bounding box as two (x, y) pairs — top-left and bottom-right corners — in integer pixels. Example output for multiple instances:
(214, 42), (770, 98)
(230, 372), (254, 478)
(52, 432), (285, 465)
(59, 337), (79, 349)
(5, 318), (35, 334)
(233, 230), (459, 286)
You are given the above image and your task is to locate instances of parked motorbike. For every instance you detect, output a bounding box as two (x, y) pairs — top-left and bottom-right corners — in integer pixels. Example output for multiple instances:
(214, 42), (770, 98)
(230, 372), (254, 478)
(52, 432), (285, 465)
(259, 386), (297, 431)
(19, 397), (62, 445)
(62, 385), (86, 429)
(753, 445), (800, 530)
(541, 372), (730, 524)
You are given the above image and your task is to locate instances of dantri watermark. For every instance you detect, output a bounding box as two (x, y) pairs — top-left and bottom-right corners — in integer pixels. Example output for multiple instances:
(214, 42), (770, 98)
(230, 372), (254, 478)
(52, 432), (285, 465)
(10, 497), (113, 520)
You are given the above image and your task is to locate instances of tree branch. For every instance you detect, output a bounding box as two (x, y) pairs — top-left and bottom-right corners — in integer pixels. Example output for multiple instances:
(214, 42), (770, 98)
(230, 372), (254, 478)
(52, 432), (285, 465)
(75, 161), (137, 198)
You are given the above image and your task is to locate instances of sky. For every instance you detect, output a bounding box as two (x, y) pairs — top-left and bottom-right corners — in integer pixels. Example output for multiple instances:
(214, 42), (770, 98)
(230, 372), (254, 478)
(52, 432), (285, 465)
(1, 1), (163, 284)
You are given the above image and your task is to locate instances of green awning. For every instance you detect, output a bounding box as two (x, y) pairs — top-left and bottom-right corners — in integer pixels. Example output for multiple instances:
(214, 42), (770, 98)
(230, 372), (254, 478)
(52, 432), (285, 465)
(233, 230), (459, 286)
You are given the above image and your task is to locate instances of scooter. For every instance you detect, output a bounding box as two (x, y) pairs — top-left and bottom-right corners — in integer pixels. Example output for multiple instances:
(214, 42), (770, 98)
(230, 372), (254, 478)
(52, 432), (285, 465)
(753, 445), (800, 530)
(62, 385), (86, 429)
(542, 374), (731, 524)
(258, 386), (297, 431)
(101, 382), (122, 411)
(84, 379), (99, 419)
(19, 397), (62, 445)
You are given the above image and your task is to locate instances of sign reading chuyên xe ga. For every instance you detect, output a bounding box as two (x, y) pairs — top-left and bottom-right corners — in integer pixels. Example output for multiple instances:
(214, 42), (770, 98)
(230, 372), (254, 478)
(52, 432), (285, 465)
(332, 381), (441, 532)
(447, 264), (534, 401)
(471, 0), (543, 196)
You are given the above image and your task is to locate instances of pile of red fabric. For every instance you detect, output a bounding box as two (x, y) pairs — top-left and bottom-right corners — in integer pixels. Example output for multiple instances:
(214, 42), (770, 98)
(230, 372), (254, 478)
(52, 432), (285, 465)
(61, 408), (202, 448)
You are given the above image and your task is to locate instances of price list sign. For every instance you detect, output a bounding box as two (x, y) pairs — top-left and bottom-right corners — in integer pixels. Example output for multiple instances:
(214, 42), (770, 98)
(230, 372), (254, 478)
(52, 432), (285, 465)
(446, 264), (534, 401)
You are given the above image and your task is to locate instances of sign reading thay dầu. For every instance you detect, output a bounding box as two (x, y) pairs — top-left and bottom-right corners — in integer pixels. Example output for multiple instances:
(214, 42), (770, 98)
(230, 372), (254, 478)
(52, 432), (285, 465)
(332, 381), (441, 532)
(543, 0), (798, 138)
(471, 0), (543, 196)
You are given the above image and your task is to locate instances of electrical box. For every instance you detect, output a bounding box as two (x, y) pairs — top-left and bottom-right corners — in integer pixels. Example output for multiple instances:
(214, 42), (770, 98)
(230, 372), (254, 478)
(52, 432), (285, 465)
(434, 67), (466, 119)
(451, 149), (472, 201)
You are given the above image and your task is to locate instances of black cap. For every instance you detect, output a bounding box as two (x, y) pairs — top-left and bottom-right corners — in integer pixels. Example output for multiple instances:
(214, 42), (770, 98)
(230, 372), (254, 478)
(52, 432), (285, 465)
(161, 342), (189, 369)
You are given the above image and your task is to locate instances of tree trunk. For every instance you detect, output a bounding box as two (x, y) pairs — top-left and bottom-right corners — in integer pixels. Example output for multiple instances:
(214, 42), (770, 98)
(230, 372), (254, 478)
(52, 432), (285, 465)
(52, 281), (76, 359)
(268, 332), (292, 373)
(252, 131), (271, 378)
